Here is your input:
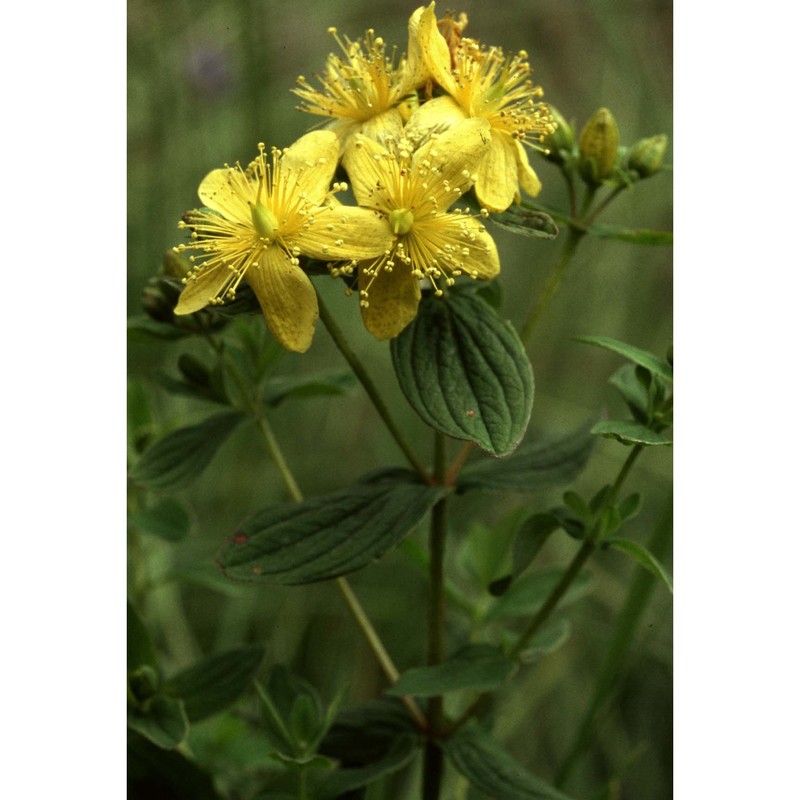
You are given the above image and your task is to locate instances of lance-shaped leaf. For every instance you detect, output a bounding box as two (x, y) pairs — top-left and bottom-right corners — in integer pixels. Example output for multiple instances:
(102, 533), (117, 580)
(127, 695), (189, 750)
(263, 369), (356, 406)
(459, 418), (596, 492)
(592, 420), (672, 446)
(162, 644), (265, 722)
(486, 568), (592, 622)
(391, 292), (534, 457)
(218, 471), (446, 584)
(129, 411), (245, 491)
(129, 498), (190, 542)
(586, 223), (673, 246)
(443, 725), (575, 800)
(387, 645), (516, 697)
(489, 205), (559, 239)
(575, 335), (673, 382)
(606, 537), (673, 592)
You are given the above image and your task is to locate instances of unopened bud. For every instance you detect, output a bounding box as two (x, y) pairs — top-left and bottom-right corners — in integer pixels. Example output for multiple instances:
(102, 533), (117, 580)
(142, 277), (181, 323)
(541, 105), (574, 163)
(578, 108), (619, 184)
(163, 248), (191, 279)
(627, 134), (668, 178)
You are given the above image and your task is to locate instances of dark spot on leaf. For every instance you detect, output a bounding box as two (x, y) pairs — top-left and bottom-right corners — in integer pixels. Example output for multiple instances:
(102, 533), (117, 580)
(232, 532), (248, 544)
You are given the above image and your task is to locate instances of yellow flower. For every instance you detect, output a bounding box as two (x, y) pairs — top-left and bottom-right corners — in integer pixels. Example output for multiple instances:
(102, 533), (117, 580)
(293, 10), (429, 148)
(414, 2), (555, 212)
(173, 131), (391, 352)
(340, 116), (500, 340)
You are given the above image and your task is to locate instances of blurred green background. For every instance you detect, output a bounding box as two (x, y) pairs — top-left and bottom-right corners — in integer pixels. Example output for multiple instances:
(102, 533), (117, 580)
(128, 0), (672, 797)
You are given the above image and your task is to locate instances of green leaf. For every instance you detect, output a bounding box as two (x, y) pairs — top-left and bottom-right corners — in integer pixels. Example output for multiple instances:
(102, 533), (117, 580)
(128, 731), (222, 800)
(127, 695), (189, 750)
(443, 725), (575, 800)
(218, 471), (446, 584)
(609, 363), (650, 422)
(586, 223), (673, 246)
(391, 291), (533, 457)
(575, 335), (673, 382)
(515, 619), (572, 664)
(263, 369), (357, 406)
(486, 569), (591, 622)
(315, 737), (419, 800)
(321, 698), (419, 765)
(387, 644), (516, 697)
(459, 508), (527, 591)
(489, 205), (559, 239)
(127, 314), (192, 342)
(591, 420), (672, 446)
(129, 411), (245, 491)
(606, 537), (673, 592)
(162, 645), (264, 722)
(510, 513), (562, 582)
(459, 418), (596, 492)
(618, 493), (643, 522)
(129, 498), (191, 542)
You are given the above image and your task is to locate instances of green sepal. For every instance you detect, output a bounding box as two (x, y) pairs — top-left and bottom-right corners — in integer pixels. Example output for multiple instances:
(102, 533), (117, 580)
(605, 537), (673, 592)
(391, 290), (534, 457)
(489, 204), (559, 239)
(129, 411), (245, 491)
(387, 644), (516, 697)
(458, 418), (596, 493)
(162, 645), (265, 722)
(217, 471), (447, 585)
(592, 420), (672, 446)
(443, 724), (576, 799)
(129, 498), (191, 542)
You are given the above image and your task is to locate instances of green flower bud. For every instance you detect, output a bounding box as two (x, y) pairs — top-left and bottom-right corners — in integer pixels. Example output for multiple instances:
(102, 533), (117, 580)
(627, 134), (668, 178)
(142, 277), (182, 323)
(541, 105), (575, 164)
(163, 248), (191, 279)
(578, 108), (619, 184)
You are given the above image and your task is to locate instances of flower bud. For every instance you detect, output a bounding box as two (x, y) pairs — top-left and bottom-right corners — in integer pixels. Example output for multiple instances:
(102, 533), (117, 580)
(578, 108), (619, 184)
(141, 277), (182, 323)
(163, 248), (192, 279)
(627, 133), (668, 178)
(541, 105), (574, 164)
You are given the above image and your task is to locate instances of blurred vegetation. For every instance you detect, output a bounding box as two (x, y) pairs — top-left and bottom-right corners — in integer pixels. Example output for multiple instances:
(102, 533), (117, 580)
(128, 0), (672, 797)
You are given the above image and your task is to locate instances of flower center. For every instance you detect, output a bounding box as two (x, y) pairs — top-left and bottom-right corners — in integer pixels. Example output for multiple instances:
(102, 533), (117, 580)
(388, 207), (415, 235)
(251, 202), (279, 239)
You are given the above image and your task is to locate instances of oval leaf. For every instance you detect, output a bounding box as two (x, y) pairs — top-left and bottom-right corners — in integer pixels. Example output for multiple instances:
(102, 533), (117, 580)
(129, 498), (191, 542)
(459, 418), (596, 493)
(391, 291), (534, 457)
(387, 644), (516, 697)
(443, 725), (575, 800)
(129, 411), (245, 491)
(607, 537), (673, 592)
(486, 569), (592, 622)
(162, 644), (265, 722)
(218, 472), (446, 584)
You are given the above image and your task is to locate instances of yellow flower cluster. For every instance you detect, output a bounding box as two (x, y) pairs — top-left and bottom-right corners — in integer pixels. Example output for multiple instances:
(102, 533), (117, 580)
(173, 2), (554, 350)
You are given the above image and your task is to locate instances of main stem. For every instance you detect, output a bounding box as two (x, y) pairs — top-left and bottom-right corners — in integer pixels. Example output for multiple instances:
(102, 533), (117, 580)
(422, 432), (449, 800)
(318, 296), (429, 479)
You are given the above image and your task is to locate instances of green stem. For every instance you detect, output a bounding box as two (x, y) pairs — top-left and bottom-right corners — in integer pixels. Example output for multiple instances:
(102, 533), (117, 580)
(318, 296), (429, 479)
(254, 401), (427, 729)
(584, 185), (626, 226)
(519, 226), (584, 346)
(423, 432), (449, 800)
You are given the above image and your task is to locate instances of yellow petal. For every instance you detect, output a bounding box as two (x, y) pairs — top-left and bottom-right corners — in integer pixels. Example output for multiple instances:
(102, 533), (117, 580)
(281, 130), (340, 205)
(246, 247), (319, 353)
(404, 95), (466, 139)
(514, 138), (542, 198)
(417, 2), (457, 96)
(359, 260), (422, 340)
(359, 108), (406, 145)
(402, 5), (433, 93)
(454, 217), (501, 279)
(412, 117), (491, 201)
(473, 133), (518, 212)
(174, 263), (229, 315)
(296, 205), (393, 260)
(342, 135), (392, 209)
(198, 168), (252, 222)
